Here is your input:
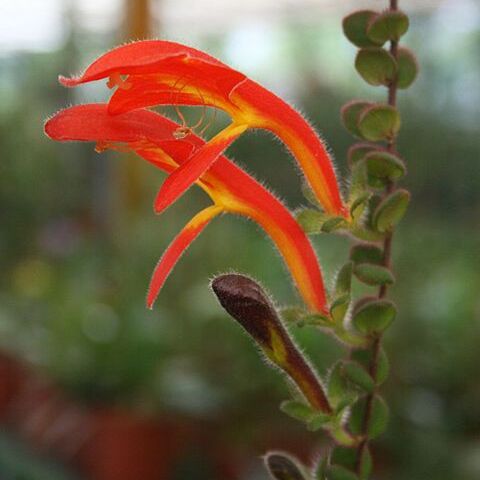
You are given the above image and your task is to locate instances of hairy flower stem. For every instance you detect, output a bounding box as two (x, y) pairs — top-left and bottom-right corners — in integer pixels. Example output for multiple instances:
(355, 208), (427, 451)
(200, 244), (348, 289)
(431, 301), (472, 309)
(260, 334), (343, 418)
(354, 0), (401, 472)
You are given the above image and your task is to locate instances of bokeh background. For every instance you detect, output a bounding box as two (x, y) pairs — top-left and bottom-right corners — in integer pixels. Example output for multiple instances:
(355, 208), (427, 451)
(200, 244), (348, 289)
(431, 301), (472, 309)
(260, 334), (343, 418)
(1, 0), (479, 479)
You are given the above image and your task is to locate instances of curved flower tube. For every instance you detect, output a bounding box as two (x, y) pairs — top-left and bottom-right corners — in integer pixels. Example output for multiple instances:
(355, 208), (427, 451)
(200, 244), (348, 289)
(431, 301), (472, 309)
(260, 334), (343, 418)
(45, 104), (329, 315)
(59, 40), (348, 219)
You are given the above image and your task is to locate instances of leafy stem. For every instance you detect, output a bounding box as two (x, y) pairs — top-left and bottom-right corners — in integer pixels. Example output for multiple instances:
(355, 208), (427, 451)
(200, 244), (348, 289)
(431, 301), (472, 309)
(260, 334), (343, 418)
(354, 0), (402, 473)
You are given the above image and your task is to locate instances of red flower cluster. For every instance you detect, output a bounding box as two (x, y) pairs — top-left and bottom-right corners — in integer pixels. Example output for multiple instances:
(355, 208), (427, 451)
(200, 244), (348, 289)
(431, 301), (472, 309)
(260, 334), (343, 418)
(45, 40), (348, 315)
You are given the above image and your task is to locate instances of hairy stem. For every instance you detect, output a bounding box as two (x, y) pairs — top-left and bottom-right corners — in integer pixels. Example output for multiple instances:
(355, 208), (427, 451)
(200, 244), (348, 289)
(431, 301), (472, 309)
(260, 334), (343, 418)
(354, 0), (401, 472)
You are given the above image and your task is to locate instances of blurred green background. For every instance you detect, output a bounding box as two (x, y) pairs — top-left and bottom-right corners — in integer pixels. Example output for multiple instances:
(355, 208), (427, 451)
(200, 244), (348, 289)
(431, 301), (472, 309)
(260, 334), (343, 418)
(0, 0), (479, 479)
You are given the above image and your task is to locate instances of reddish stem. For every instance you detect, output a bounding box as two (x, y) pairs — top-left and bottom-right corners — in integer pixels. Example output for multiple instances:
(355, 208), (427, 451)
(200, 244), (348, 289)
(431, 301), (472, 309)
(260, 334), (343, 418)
(354, 0), (401, 472)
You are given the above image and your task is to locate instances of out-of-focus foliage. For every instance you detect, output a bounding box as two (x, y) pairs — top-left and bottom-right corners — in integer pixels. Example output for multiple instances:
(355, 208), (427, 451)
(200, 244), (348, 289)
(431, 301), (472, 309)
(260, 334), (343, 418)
(0, 6), (479, 480)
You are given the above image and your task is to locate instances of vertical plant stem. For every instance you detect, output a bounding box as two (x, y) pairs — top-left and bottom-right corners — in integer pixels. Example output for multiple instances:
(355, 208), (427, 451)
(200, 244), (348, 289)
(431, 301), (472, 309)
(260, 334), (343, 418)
(355, 0), (400, 472)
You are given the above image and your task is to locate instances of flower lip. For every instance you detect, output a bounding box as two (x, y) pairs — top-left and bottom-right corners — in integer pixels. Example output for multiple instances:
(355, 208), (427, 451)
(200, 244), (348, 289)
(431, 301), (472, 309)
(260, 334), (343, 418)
(58, 40), (247, 94)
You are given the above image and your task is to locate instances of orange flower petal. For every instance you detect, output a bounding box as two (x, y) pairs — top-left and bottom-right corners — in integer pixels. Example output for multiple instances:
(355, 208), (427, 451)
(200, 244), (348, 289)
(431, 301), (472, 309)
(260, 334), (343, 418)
(153, 123), (248, 214)
(45, 104), (329, 314)
(147, 205), (222, 309)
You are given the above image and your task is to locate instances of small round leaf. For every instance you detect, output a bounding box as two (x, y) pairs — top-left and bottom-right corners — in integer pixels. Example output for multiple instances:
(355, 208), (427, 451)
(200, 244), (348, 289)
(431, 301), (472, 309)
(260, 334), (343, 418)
(359, 447), (372, 480)
(335, 262), (353, 297)
(342, 10), (381, 47)
(341, 100), (373, 138)
(347, 143), (378, 168)
(364, 150), (406, 182)
(397, 47), (419, 89)
(349, 395), (389, 439)
(328, 361), (350, 407)
(353, 299), (396, 335)
(368, 395), (389, 439)
(344, 361), (375, 393)
(367, 10), (409, 44)
(350, 192), (371, 222)
(330, 294), (351, 324)
(330, 446), (357, 470)
(373, 189), (410, 232)
(358, 104), (401, 142)
(264, 452), (309, 480)
(296, 208), (328, 234)
(350, 243), (384, 265)
(355, 47), (397, 86)
(328, 465), (359, 480)
(354, 263), (395, 286)
(321, 216), (348, 233)
(351, 347), (389, 386)
(280, 400), (315, 422)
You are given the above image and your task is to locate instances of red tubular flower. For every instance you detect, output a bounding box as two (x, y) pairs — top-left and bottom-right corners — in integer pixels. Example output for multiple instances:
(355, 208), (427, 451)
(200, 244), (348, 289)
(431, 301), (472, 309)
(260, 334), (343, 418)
(45, 104), (329, 315)
(59, 40), (349, 219)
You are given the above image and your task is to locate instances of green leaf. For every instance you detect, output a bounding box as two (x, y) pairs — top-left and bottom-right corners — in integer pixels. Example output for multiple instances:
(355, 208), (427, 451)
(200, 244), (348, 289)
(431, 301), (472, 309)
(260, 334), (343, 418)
(355, 47), (397, 86)
(397, 47), (419, 89)
(327, 361), (360, 413)
(349, 161), (368, 201)
(327, 465), (359, 480)
(342, 10), (381, 48)
(341, 100), (373, 139)
(364, 150), (406, 183)
(302, 313), (333, 327)
(301, 181), (321, 208)
(296, 208), (328, 234)
(347, 143), (378, 168)
(334, 391), (359, 415)
(327, 361), (350, 408)
(350, 243), (384, 265)
(368, 395), (389, 438)
(331, 262), (353, 324)
(351, 347), (389, 385)
(335, 262), (353, 297)
(280, 306), (308, 325)
(354, 263), (395, 286)
(353, 299), (396, 335)
(348, 396), (365, 435)
(367, 9), (409, 44)
(321, 216), (348, 233)
(350, 395), (389, 439)
(314, 456), (328, 480)
(307, 412), (331, 431)
(350, 192), (371, 223)
(264, 452), (309, 480)
(280, 400), (330, 431)
(358, 104), (401, 142)
(327, 424), (358, 447)
(376, 348), (390, 385)
(365, 193), (383, 231)
(350, 226), (385, 242)
(373, 189), (410, 232)
(330, 294), (351, 324)
(343, 361), (375, 393)
(280, 400), (315, 422)
(330, 446), (357, 470)
(359, 447), (372, 480)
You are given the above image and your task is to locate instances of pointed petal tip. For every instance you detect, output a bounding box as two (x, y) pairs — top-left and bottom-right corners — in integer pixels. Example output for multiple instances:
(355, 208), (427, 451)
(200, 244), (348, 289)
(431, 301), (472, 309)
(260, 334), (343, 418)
(153, 196), (168, 215)
(58, 75), (80, 87)
(146, 294), (156, 310)
(43, 118), (53, 138)
(153, 184), (175, 215)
